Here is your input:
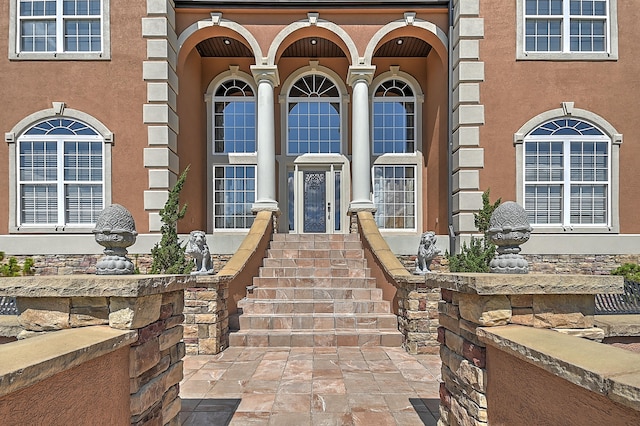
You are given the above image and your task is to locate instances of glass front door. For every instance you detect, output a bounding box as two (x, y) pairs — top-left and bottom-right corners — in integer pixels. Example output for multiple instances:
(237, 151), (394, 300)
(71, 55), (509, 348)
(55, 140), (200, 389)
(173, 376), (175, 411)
(289, 166), (343, 233)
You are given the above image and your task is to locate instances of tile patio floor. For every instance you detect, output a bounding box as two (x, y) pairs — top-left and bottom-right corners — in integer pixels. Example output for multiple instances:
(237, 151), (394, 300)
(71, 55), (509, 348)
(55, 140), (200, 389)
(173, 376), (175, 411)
(179, 346), (442, 425)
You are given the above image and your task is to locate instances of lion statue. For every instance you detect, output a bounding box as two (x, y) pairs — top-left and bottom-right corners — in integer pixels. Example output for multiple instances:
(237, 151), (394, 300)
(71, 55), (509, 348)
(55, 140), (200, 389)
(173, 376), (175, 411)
(414, 231), (440, 275)
(185, 230), (214, 275)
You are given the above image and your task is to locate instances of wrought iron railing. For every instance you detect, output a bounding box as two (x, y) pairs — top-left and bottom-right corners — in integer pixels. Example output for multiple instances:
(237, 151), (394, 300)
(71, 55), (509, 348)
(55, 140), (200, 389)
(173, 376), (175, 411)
(595, 280), (640, 315)
(0, 296), (18, 315)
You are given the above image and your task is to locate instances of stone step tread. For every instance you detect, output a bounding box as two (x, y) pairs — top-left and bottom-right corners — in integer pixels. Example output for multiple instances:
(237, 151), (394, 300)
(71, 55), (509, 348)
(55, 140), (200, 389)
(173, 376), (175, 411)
(258, 267), (370, 278)
(262, 258), (368, 268)
(271, 234), (361, 243)
(268, 241), (363, 250)
(237, 300), (392, 315)
(238, 313), (398, 330)
(252, 277), (377, 288)
(228, 329), (404, 347)
(267, 249), (364, 259)
(250, 288), (383, 300)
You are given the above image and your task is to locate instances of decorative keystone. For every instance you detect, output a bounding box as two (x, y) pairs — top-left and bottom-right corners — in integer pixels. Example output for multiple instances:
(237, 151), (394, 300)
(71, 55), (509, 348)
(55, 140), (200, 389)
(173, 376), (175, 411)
(487, 201), (532, 274)
(93, 204), (138, 275)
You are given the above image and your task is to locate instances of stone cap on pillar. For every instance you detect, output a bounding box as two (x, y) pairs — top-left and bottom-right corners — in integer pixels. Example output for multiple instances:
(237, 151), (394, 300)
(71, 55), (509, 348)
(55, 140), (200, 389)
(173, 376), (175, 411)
(347, 65), (376, 86)
(250, 65), (280, 86)
(427, 273), (623, 296)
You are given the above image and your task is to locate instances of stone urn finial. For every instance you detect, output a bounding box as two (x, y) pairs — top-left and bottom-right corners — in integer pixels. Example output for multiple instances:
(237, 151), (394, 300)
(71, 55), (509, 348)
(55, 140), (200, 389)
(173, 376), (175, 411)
(93, 204), (138, 275)
(487, 201), (532, 274)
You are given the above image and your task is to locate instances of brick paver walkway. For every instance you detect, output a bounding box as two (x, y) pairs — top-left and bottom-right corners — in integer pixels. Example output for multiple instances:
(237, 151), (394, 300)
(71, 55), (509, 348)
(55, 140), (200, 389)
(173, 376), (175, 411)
(179, 346), (441, 425)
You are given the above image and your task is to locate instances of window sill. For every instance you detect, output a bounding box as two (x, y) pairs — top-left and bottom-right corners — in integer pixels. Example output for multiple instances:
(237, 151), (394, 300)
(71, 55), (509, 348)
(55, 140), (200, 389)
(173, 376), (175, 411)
(529, 225), (618, 234)
(516, 51), (618, 61)
(10, 226), (96, 234)
(9, 52), (110, 61)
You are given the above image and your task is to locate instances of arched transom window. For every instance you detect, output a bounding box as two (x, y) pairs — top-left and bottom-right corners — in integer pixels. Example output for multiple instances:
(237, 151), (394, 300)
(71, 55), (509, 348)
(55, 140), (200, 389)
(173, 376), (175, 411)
(287, 74), (341, 155)
(213, 79), (255, 153)
(17, 118), (104, 226)
(524, 118), (610, 226)
(372, 79), (415, 154)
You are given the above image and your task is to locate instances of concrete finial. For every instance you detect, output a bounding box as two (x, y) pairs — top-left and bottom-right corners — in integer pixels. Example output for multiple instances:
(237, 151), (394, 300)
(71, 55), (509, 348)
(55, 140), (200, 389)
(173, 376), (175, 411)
(93, 204), (138, 275)
(487, 201), (532, 274)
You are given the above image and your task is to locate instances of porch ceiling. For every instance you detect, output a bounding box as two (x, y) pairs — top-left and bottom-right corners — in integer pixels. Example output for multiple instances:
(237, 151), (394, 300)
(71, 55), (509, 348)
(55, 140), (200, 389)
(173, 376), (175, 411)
(195, 36), (432, 59)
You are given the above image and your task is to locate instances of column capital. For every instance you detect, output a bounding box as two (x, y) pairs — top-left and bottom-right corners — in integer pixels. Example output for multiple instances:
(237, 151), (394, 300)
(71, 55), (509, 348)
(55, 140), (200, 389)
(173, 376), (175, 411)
(347, 66), (376, 87)
(250, 65), (280, 86)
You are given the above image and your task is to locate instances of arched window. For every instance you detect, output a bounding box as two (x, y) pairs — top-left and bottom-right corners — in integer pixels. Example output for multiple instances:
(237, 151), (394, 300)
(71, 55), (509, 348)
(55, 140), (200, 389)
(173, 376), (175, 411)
(524, 118), (611, 226)
(17, 118), (105, 226)
(372, 79), (415, 154)
(213, 79), (255, 153)
(287, 74), (341, 155)
(210, 77), (256, 230)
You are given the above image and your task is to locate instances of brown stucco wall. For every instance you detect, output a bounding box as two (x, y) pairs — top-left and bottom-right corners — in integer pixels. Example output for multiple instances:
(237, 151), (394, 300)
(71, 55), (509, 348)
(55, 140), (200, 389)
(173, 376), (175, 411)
(486, 345), (640, 425)
(0, 0), (149, 232)
(0, 345), (130, 425)
(480, 2), (640, 233)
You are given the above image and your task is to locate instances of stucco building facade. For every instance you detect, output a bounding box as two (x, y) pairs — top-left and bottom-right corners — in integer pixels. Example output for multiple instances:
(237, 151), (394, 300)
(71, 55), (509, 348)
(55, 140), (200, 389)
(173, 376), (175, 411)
(1, 0), (638, 272)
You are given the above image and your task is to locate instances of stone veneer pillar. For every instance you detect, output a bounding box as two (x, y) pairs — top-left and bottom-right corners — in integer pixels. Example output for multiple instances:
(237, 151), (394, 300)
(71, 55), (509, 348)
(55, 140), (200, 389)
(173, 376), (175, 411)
(2, 275), (193, 426)
(347, 66), (376, 214)
(251, 66), (280, 213)
(183, 275), (229, 354)
(434, 273), (622, 426)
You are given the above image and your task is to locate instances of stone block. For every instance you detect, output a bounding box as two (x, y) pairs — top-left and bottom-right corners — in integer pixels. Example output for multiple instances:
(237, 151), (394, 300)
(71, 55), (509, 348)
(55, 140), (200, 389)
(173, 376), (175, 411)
(17, 297), (70, 331)
(533, 294), (594, 328)
(130, 355), (170, 394)
(553, 327), (605, 342)
(510, 294), (533, 308)
(164, 360), (183, 389)
(459, 294), (511, 326)
(162, 291), (184, 315)
(164, 314), (184, 329)
(445, 329), (464, 355)
(110, 295), (162, 330)
(135, 320), (166, 346)
(510, 308), (534, 326)
(159, 325), (183, 351)
(71, 297), (108, 308)
(130, 337), (161, 377)
(439, 313), (461, 334)
(462, 340), (486, 368)
(130, 373), (165, 416)
(162, 397), (181, 425)
(70, 306), (109, 327)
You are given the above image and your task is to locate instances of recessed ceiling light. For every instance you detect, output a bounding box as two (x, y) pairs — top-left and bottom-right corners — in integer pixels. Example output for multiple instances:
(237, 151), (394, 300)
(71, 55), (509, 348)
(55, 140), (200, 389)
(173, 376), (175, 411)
(310, 39), (317, 45)
(397, 39), (404, 45)
(223, 39), (231, 45)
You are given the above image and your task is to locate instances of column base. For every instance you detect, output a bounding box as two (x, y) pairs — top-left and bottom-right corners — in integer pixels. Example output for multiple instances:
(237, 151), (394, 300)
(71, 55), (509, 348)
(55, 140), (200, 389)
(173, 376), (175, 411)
(348, 201), (376, 213)
(251, 201), (280, 213)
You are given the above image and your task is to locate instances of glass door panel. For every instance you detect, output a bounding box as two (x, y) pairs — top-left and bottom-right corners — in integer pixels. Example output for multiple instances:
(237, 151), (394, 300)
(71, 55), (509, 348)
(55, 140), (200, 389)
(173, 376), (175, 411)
(303, 171), (327, 233)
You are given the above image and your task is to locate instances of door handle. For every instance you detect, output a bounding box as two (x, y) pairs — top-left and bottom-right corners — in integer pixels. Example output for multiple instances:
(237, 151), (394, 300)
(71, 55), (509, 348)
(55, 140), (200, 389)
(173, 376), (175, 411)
(327, 202), (331, 219)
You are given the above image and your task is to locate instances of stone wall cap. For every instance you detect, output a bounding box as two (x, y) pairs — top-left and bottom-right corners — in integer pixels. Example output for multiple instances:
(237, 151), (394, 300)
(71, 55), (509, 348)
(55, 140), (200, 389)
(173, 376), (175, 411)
(428, 273), (623, 295)
(478, 325), (640, 412)
(0, 275), (195, 298)
(595, 315), (640, 337)
(0, 326), (136, 397)
(0, 315), (21, 337)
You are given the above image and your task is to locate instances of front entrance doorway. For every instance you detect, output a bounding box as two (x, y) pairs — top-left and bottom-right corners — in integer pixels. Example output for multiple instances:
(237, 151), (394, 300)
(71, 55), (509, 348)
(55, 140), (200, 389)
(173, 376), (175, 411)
(288, 164), (345, 234)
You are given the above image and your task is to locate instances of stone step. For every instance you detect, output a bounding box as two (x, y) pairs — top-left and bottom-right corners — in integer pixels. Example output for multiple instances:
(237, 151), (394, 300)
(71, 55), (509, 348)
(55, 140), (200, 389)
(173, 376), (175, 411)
(258, 266), (370, 278)
(228, 329), (404, 348)
(252, 276), (377, 289)
(267, 249), (364, 259)
(238, 299), (392, 315)
(272, 233), (361, 243)
(250, 287), (383, 301)
(268, 240), (363, 250)
(238, 313), (398, 330)
(262, 257), (368, 269)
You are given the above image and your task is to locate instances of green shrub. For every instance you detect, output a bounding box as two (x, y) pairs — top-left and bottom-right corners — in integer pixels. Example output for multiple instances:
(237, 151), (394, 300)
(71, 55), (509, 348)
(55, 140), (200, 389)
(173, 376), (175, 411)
(0, 251), (35, 277)
(150, 166), (193, 274)
(611, 263), (640, 283)
(447, 189), (501, 273)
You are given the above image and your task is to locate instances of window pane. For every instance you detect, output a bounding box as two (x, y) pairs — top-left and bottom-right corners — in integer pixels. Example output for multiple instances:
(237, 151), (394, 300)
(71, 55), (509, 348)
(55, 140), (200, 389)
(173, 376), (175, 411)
(21, 184), (58, 224)
(213, 166), (256, 229)
(21, 20), (56, 52)
(373, 166), (416, 229)
(65, 184), (102, 223)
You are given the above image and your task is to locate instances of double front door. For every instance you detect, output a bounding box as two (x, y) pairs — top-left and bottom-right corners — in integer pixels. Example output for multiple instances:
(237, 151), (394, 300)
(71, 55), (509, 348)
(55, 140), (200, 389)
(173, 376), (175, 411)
(289, 165), (344, 234)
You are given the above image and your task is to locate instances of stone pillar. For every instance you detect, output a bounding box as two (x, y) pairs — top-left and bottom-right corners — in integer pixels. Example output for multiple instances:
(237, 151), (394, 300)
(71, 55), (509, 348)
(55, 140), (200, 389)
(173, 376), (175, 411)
(5, 275), (193, 426)
(347, 66), (376, 214)
(183, 276), (229, 355)
(251, 65), (280, 213)
(396, 278), (441, 355)
(435, 273), (622, 426)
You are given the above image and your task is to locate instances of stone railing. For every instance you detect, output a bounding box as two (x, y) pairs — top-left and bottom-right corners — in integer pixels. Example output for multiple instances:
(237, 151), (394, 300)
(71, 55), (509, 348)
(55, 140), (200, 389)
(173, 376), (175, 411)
(183, 210), (274, 354)
(0, 275), (193, 425)
(435, 273), (625, 426)
(356, 211), (441, 354)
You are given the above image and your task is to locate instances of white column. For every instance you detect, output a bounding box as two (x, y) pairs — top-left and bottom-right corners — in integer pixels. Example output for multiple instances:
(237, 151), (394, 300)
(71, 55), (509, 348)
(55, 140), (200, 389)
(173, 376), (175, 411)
(348, 66), (376, 212)
(251, 66), (280, 212)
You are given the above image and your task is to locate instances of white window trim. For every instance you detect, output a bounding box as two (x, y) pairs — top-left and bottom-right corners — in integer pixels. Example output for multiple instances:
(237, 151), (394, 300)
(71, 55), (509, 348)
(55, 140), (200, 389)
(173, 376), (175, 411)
(369, 69), (424, 233)
(205, 69), (258, 233)
(516, 0), (618, 61)
(514, 104), (621, 233)
(9, 0), (111, 60)
(5, 104), (113, 233)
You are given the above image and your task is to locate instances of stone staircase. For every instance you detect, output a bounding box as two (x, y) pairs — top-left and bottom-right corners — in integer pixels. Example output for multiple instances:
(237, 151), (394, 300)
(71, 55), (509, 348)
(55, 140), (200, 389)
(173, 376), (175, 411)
(229, 233), (403, 347)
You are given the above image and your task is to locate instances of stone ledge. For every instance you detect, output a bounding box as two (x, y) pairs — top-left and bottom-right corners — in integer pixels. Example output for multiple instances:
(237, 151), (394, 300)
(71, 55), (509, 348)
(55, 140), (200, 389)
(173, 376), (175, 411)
(478, 325), (640, 412)
(0, 315), (21, 337)
(430, 273), (623, 296)
(0, 275), (194, 298)
(595, 315), (640, 337)
(0, 326), (136, 397)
